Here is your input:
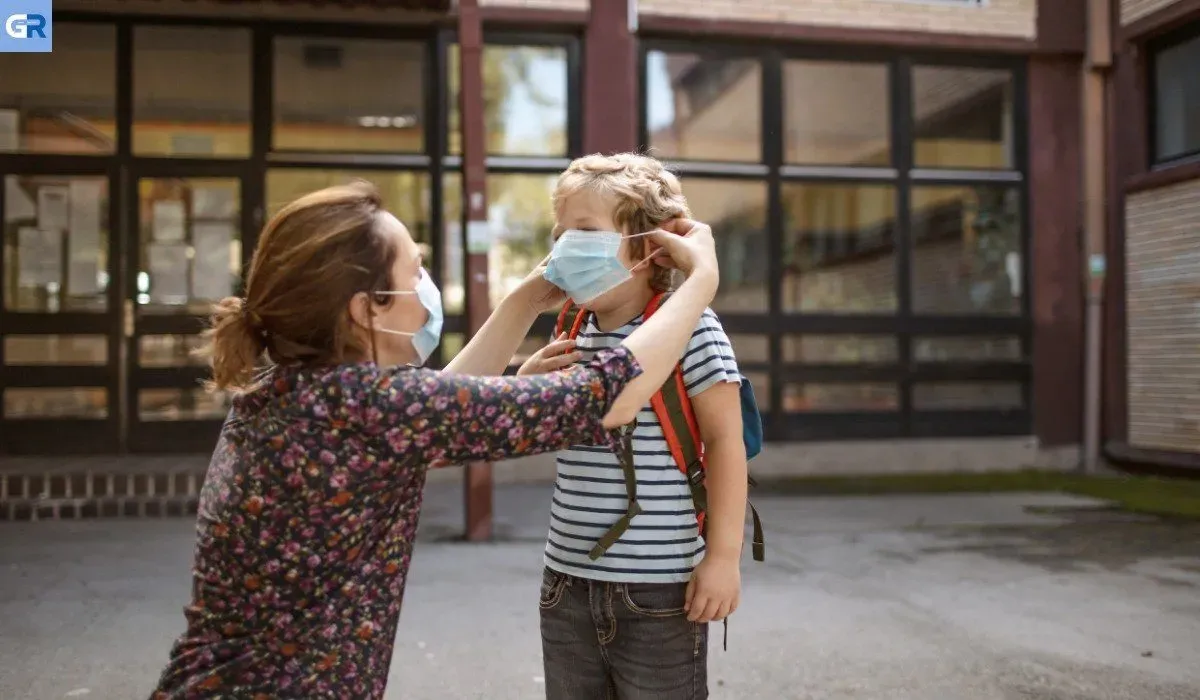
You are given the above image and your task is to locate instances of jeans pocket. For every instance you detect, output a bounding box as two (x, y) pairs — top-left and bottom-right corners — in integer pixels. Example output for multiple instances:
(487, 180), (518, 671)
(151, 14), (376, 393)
(539, 568), (569, 610)
(621, 582), (687, 618)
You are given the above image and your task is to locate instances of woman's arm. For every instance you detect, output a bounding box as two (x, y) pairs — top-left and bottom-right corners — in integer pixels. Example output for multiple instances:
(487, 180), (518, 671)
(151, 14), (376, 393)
(365, 347), (642, 466)
(441, 293), (540, 376)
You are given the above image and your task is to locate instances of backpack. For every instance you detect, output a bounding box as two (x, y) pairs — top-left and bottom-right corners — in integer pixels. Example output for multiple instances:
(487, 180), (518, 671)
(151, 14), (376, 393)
(555, 292), (766, 564)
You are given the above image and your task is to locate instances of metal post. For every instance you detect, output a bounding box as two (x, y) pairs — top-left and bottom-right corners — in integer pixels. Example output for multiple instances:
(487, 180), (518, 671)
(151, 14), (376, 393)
(458, 0), (493, 540)
(1081, 0), (1112, 474)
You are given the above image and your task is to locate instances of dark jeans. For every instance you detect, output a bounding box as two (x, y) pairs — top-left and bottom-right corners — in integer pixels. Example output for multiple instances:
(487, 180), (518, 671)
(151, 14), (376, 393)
(539, 567), (708, 700)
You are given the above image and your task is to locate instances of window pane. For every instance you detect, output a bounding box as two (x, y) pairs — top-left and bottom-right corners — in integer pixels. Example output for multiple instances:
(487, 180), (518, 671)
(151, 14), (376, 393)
(646, 51), (761, 162)
(913, 382), (1023, 410)
(4, 335), (108, 365)
(449, 44), (569, 157)
(4, 174), (110, 312)
(729, 335), (768, 364)
(684, 178), (768, 313)
(914, 336), (1023, 362)
(913, 65), (1013, 169)
(783, 384), (898, 412)
(785, 61), (889, 166)
(783, 336), (897, 364)
(134, 26), (251, 157)
(273, 37), (424, 153)
(911, 186), (1021, 315)
(781, 183), (897, 313)
(139, 335), (207, 367)
(1154, 35), (1200, 162)
(137, 178), (242, 315)
(265, 169), (431, 256)
(485, 173), (557, 309)
(4, 388), (107, 418)
(0, 23), (116, 154)
(139, 388), (230, 421)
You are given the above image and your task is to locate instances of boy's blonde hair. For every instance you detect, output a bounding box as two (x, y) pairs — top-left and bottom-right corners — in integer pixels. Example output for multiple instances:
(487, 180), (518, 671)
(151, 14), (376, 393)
(553, 152), (692, 293)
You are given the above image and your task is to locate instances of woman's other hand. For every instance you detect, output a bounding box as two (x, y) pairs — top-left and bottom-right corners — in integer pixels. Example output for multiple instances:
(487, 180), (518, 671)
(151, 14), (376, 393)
(512, 254), (568, 315)
(517, 333), (582, 376)
(645, 218), (718, 280)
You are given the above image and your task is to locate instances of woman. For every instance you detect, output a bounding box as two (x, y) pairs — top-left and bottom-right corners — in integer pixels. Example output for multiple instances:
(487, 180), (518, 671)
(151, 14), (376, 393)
(149, 181), (721, 699)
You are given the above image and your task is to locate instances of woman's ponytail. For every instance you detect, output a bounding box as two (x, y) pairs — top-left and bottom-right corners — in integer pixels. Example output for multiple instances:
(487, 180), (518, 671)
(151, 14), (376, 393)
(199, 296), (266, 392)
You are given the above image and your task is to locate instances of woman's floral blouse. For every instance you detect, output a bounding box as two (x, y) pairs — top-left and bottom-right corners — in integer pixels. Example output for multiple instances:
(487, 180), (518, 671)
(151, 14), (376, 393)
(150, 347), (641, 699)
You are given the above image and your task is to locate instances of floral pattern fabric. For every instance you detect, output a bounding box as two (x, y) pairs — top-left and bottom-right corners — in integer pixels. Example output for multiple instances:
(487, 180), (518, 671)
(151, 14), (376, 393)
(150, 348), (641, 699)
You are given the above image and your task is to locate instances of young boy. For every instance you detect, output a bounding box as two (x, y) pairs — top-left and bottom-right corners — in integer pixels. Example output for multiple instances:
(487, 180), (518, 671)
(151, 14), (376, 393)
(520, 153), (747, 699)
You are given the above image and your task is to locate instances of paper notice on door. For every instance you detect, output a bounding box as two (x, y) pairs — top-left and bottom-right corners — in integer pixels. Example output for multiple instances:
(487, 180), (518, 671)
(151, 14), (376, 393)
(152, 200), (186, 242)
(0, 109), (18, 152)
(37, 186), (70, 232)
(147, 242), (190, 303)
(4, 177), (35, 222)
(192, 222), (234, 301)
(191, 187), (237, 220)
(17, 227), (63, 287)
(67, 181), (104, 296)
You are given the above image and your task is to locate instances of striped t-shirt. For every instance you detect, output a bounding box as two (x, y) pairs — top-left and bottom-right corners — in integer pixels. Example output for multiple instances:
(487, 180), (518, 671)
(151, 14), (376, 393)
(543, 307), (742, 584)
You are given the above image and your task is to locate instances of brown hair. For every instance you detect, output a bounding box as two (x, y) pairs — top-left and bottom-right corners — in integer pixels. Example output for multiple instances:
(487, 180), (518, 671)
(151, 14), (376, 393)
(553, 152), (692, 292)
(199, 181), (396, 392)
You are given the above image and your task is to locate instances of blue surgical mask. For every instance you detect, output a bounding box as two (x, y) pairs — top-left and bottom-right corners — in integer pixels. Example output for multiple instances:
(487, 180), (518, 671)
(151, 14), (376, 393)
(543, 230), (654, 305)
(374, 268), (443, 367)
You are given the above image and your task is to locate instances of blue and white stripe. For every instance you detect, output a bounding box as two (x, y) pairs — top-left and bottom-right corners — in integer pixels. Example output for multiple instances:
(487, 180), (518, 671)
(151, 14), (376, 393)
(543, 308), (742, 583)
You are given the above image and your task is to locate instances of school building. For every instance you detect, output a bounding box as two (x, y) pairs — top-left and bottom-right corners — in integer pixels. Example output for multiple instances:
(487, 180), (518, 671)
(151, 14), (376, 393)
(0, 0), (1196, 496)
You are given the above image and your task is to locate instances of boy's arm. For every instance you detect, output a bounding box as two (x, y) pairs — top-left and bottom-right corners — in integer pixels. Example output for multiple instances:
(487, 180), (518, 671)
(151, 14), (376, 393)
(676, 309), (747, 623)
(691, 381), (747, 562)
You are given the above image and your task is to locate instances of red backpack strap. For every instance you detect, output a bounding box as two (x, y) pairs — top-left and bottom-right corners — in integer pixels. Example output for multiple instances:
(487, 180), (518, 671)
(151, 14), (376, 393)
(643, 293), (708, 531)
(554, 301), (588, 340)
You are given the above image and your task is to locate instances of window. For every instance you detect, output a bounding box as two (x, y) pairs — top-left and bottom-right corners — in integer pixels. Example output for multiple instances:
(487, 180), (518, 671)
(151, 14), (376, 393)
(1152, 30), (1200, 163)
(273, 37), (425, 153)
(449, 44), (570, 157)
(439, 38), (579, 369)
(781, 184), (898, 313)
(642, 44), (1028, 441)
(910, 185), (1021, 315)
(4, 174), (111, 312)
(645, 51), (761, 162)
(785, 60), (890, 166)
(0, 23), (116, 154)
(912, 65), (1013, 170)
(682, 178), (769, 313)
(134, 26), (252, 157)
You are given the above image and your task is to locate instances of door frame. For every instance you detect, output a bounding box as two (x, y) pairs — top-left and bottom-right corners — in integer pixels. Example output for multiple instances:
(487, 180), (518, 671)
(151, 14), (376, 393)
(122, 160), (259, 453)
(0, 157), (123, 454)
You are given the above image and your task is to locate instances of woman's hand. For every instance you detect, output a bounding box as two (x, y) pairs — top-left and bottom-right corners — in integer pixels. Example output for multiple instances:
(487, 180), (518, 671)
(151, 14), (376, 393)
(517, 333), (582, 376)
(511, 255), (568, 315)
(645, 218), (718, 279)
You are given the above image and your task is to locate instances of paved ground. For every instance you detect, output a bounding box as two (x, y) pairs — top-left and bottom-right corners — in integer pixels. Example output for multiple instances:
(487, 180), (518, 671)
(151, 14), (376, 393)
(2, 483), (1199, 700)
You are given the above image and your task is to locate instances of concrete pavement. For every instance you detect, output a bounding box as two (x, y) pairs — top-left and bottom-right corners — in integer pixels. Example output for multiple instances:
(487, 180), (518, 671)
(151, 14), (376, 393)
(1, 483), (1199, 699)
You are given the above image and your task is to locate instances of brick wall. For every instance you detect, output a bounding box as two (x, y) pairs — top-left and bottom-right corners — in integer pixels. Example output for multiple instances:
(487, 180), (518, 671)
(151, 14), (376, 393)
(1121, 0), (1182, 25)
(639, 0), (1035, 39)
(1125, 179), (1200, 454)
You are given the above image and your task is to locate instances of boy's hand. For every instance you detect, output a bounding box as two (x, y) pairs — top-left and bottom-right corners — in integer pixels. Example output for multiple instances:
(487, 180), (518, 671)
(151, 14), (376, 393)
(517, 333), (582, 376)
(685, 554), (741, 623)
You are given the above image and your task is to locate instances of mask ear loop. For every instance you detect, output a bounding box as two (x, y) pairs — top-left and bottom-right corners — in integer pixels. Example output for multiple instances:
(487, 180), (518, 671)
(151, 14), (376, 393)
(624, 231), (661, 273)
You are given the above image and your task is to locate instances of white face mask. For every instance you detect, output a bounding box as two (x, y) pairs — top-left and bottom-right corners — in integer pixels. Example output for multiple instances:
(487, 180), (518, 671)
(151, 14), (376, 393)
(372, 268), (443, 366)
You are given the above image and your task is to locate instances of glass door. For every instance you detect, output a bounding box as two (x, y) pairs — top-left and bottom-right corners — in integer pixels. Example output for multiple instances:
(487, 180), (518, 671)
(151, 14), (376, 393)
(125, 168), (252, 452)
(0, 167), (120, 453)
